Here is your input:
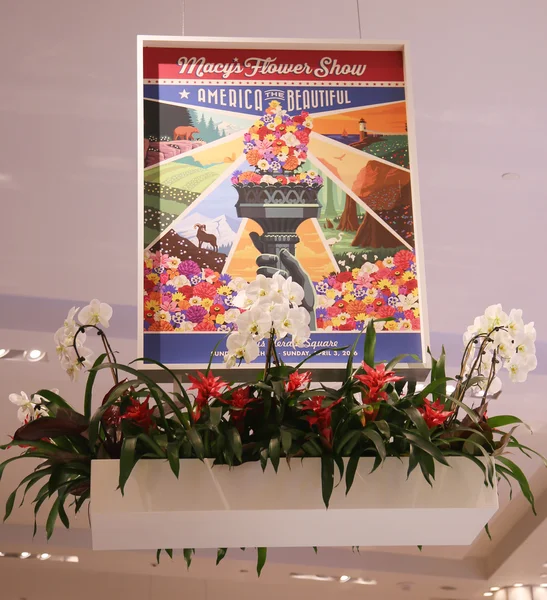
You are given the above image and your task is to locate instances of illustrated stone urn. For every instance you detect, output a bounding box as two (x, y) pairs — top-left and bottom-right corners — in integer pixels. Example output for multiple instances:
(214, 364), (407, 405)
(234, 181), (322, 270)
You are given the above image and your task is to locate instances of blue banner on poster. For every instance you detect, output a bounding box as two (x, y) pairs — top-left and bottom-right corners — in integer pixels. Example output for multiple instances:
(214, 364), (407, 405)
(144, 84), (406, 118)
(144, 333), (422, 367)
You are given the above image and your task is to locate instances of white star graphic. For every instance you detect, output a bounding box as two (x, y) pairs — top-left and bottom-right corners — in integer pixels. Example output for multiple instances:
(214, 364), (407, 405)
(179, 89), (190, 99)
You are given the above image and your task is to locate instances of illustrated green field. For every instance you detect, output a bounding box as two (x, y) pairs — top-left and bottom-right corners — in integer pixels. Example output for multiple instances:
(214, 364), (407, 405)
(143, 161), (227, 247)
(365, 135), (409, 169)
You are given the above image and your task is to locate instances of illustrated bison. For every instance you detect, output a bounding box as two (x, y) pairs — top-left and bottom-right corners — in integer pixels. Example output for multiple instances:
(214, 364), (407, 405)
(173, 126), (200, 141)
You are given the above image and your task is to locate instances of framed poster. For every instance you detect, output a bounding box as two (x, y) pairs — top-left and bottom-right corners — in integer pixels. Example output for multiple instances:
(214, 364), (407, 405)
(138, 36), (429, 374)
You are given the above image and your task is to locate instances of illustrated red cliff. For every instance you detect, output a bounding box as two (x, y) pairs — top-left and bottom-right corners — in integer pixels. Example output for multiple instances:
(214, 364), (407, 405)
(140, 41), (426, 368)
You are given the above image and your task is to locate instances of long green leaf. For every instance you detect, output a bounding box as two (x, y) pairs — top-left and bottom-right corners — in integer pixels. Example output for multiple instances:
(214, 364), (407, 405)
(362, 429), (386, 461)
(187, 428), (205, 460)
(34, 389), (76, 415)
(346, 450), (361, 496)
(403, 406), (430, 439)
(363, 320), (376, 367)
(46, 496), (61, 539)
(167, 442), (181, 478)
(321, 455), (334, 508)
(216, 548), (228, 565)
(497, 456), (536, 514)
(226, 427), (242, 463)
(488, 415), (531, 432)
(183, 548), (194, 569)
(84, 354), (108, 420)
(269, 436), (280, 472)
(119, 437), (138, 494)
(403, 431), (449, 466)
(256, 547), (267, 577)
(88, 379), (140, 450)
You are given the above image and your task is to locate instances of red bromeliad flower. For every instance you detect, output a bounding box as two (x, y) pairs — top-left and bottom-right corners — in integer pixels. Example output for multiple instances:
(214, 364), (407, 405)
(419, 399), (454, 429)
(354, 363), (403, 404)
(188, 371), (230, 421)
(301, 395), (342, 448)
(285, 370), (312, 393)
(220, 387), (256, 431)
(121, 397), (155, 433)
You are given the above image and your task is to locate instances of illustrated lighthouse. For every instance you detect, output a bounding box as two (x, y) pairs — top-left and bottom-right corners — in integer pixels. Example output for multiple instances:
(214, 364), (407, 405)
(359, 117), (368, 142)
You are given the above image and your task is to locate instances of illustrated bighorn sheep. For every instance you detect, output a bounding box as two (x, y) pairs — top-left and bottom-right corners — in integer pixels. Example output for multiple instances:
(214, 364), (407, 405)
(194, 223), (218, 252)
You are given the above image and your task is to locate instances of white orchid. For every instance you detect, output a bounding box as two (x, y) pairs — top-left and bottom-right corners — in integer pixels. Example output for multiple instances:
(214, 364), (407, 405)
(236, 306), (272, 338)
(224, 273), (311, 367)
(63, 307), (80, 336)
(463, 305), (537, 391)
(78, 299), (113, 328)
(224, 333), (260, 367)
(8, 390), (55, 424)
(271, 305), (310, 340)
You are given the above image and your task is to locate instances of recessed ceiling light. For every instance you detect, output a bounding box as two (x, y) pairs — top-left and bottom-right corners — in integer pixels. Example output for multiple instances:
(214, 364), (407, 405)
(0, 349), (9, 359)
(502, 173), (520, 180)
(26, 349), (45, 362)
(37, 553), (51, 560)
(0, 552), (4, 557)
(19, 552), (31, 559)
(541, 583), (547, 588)
(339, 575), (350, 583)
(64, 556), (79, 563)
(290, 574), (335, 582)
(490, 587), (500, 591)
(514, 583), (524, 587)
(354, 578), (377, 585)
(484, 593), (493, 597)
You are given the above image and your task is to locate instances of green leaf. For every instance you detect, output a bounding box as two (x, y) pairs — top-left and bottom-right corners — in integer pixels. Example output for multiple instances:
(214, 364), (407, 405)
(336, 430), (361, 455)
(165, 549), (174, 559)
(137, 434), (165, 458)
(83, 354), (108, 420)
(88, 379), (140, 449)
(33, 388), (75, 415)
(57, 493), (70, 529)
(344, 332), (363, 381)
(488, 415), (531, 432)
(183, 548), (195, 569)
(345, 452), (360, 495)
(46, 496), (61, 539)
(131, 358), (192, 427)
(209, 407), (222, 428)
(256, 547), (267, 577)
(4, 488), (18, 522)
(374, 420), (390, 439)
(216, 548), (228, 565)
(167, 442), (180, 478)
(497, 456), (536, 514)
(484, 523), (492, 541)
(403, 406), (431, 439)
(415, 377), (452, 402)
(313, 546), (318, 554)
(119, 437), (138, 494)
(280, 430), (292, 455)
(187, 428), (205, 460)
(363, 320), (376, 367)
(362, 429), (387, 461)
(269, 436), (280, 472)
(403, 431), (449, 466)
(431, 346), (446, 401)
(321, 455), (334, 508)
(0, 455), (31, 482)
(226, 427), (243, 463)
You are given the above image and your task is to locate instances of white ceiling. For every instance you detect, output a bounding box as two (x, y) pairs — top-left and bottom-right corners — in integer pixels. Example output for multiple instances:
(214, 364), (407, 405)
(1, 0), (547, 598)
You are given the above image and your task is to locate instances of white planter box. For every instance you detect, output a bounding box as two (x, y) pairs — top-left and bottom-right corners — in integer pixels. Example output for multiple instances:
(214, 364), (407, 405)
(90, 457), (498, 550)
